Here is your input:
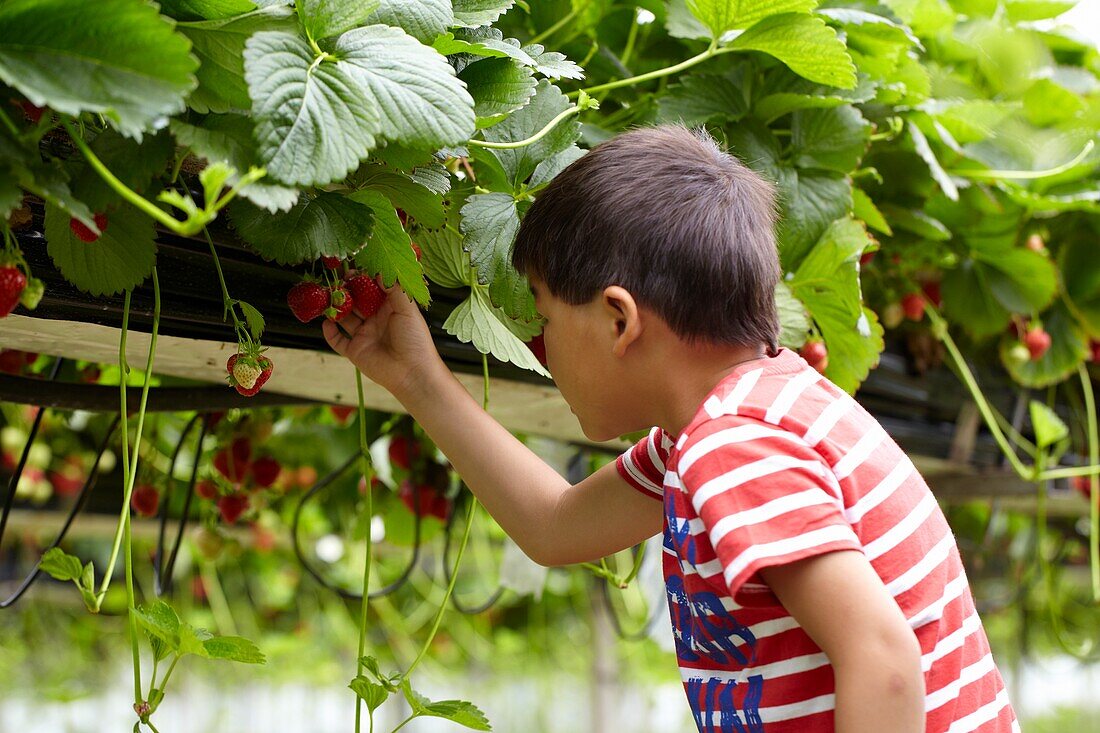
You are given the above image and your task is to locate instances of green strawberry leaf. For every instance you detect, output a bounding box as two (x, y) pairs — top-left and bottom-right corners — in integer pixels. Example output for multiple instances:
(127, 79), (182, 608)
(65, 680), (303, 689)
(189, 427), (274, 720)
(229, 192), (373, 264)
(44, 203), (157, 297)
(753, 71), (877, 122)
(686, 0), (816, 38)
(238, 300), (266, 340)
(729, 13), (857, 89)
(449, 27), (537, 73)
(459, 58), (539, 128)
(0, 173), (21, 219)
(134, 602), (182, 654)
(1061, 237), (1100, 338)
(1000, 301), (1089, 388)
(70, 129), (175, 213)
(300, 0), (380, 42)
(348, 190), (431, 306)
(159, 0), (258, 20)
(527, 145), (586, 191)
(908, 121), (958, 202)
(444, 287), (549, 377)
(775, 281), (811, 350)
(452, 0), (515, 27)
(350, 676), (391, 712)
(776, 169), (852, 271)
(851, 187), (891, 235)
(460, 192), (536, 321)
(39, 547), (83, 582)
(520, 44), (585, 80)
(414, 225), (476, 289)
(791, 106), (873, 174)
(876, 204), (951, 241)
(244, 31), (380, 187)
(170, 114), (299, 212)
(400, 678), (492, 730)
(941, 260), (1013, 337)
(1030, 400), (1069, 451)
(481, 80), (581, 187)
(367, 0), (453, 44)
(356, 166), (445, 227)
(178, 5), (297, 114)
(178, 623), (213, 658)
(203, 635), (267, 664)
(0, 0), (198, 139)
(658, 73), (748, 126)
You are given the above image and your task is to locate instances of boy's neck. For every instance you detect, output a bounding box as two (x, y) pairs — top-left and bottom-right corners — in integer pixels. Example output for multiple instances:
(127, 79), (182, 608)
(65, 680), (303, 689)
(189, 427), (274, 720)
(651, 342), (769, 439)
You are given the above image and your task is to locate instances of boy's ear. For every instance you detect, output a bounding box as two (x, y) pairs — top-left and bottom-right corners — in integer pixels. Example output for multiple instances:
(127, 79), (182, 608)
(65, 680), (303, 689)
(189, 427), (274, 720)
(601, 286), (642, 357)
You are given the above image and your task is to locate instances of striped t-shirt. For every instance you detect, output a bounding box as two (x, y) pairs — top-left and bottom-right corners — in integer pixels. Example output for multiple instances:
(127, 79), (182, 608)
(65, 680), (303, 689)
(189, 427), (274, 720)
(616, 348), (1016, 733)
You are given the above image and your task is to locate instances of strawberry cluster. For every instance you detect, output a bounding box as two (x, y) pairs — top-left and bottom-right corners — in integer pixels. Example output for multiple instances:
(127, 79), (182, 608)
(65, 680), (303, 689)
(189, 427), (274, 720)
(384, 431), (451, 522)
(286, 256), (387, 324)
(0, 251), (43, 319)
(1006, 319), (1052, 363)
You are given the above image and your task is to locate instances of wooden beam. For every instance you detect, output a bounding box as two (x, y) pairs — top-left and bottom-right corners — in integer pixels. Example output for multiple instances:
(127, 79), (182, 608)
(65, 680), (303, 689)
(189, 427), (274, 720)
(0, 314), (618, 448)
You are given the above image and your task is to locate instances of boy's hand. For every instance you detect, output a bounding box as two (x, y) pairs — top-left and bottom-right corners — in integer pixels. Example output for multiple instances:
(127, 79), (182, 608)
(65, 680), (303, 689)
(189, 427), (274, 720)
(321, 280), (445, 398)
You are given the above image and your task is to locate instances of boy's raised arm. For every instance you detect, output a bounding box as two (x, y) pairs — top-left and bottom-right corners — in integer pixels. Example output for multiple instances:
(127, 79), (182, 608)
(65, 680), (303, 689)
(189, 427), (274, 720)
(322, 285), (662, 566)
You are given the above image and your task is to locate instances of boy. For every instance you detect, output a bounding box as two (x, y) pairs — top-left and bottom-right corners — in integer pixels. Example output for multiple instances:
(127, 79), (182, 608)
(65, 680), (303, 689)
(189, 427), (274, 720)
(323, 125), (1017, 732)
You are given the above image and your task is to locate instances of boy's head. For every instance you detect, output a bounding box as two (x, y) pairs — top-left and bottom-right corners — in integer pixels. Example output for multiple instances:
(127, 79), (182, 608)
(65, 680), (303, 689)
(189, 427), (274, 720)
(511, 124), (782, 439)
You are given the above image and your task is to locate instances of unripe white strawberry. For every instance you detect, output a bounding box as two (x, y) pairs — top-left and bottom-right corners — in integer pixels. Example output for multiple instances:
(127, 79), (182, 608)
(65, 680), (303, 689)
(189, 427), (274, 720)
(233, 360), (261, 389)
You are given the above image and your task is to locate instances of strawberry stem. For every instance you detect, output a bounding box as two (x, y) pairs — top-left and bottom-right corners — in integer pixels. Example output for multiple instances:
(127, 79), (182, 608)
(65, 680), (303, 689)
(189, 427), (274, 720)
(1080, 364), (1099, 601)
(203, 227), (253, 349)
(354, 370), (374, 733)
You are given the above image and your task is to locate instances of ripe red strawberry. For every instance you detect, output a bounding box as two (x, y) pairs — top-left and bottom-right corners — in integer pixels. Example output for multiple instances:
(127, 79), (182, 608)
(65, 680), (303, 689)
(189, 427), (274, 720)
(397, 209), (408, 227)
(901, 293), (925, 321)
(527, 334), (547, 367)
(226, 354), (273, 397)
(217, 493), (249, 524)
(18, 100), (44, 124)
(213, 448), (248, 484)
(131, 483), (159, 517)
(325, 286), (354, 321)
(231, 436), (252, 466)
(921, 281), (942, 308)
(69, 213), (108, 243)
(0, 350), (23, 374)
(1072, 475), (1093, 498)
(799, 340), (829, 373)
(1089, 340), (1100, 364)
(398, 480), (450, 521)
(321, 256), (342, 269)
(388, 435), (419, 471)
(859, 250), (875, 266)
(191, 576), (208, 602)
(1024, 327), (1051, 361)
(250, 455), (281, 488)
(329, 404), (355, 423)
(0, 264), (27, 317)
(345, 275), (385, 318)
(195, 479), (218, 500)
(411, 242), (422, 261)
(287, 281), (330, 323)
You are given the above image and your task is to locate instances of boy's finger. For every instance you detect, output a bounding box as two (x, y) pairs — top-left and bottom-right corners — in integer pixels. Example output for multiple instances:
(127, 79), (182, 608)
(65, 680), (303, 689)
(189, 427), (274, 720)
(321, 319), (349, 355)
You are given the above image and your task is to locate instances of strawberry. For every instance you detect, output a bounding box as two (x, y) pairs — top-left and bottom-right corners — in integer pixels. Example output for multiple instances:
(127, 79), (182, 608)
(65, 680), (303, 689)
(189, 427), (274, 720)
(1007, 342), (1031, 365)
(19, 277), (43, 310)
(1072, 475), (1093, 499)
(250, 455), (281, 488)
(321, 256), (342, 269)
(388, 435), (419, 471)
(397, 209), (408, 227)
(213, 447), (248, 484)
(411, 242), (422, 261)
(329, 404), (355, 423)
(287, 281), (330, 323)
(131, 483), (159, 517)
(0, 350), (23, 374)
(859, 250), (875, 266)
(881, 302), (904, 329)
(1090, 340), (1100, 364)
(192, 526), (224, 560)
(1026, 234), (1046, 253)
(1024, 327), (1051, 361)
(398, 480), (450, 522)
(80, 365), (101, 383)
(217, 493), (249, 524)
(527, 333), (547, 367)
(296, 465), (318, 488)
(191, 576), (208, 602)
(346, 275), (385, 318)
(0, 264), (27, 317)
(901, 293), (925, 321)
(231, 436), (252, 466)
(920, 280), (942, 308)
(325, 286), (354, 321)
(226, 354), (273, 397)
(799, 340), (829, 373)
(231, 357), (262, 390)
(18, 100), (43, 124)
(195, 479), (218, 500)
(69, 212), (108, 243)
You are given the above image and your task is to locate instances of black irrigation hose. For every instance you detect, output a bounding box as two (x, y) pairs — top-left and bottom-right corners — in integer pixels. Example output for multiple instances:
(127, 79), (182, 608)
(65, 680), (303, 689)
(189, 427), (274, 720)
(291, 452), (422, 600)
(153, 413), (209, 596)
(441, 489), (504, 614)
(0, 413), (120, 609)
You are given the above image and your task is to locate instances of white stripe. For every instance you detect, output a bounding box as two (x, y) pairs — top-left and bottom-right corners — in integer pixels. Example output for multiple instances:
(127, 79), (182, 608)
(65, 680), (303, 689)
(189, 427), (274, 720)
(691, 456), (829, 510)
(887, 532), (953, 596)
(1012, 717), (1022, 733)
(925, 653), (997, 711)
(758, 694), (835, 724)
(681, 652), (828, 684)
(676, 433), (688, 450)
(660, 431), (675, 452)
(717, 368), (764, 416)
(621, 450), (662, 495)
(944, 686), (1012, 733)
(722, 525), (861, 589)
(709, 489), (837, 547)
(831, 427), (886, 480)
(646, 432), (667, 473)
(864, 492), (937, 560)
(765, 369), (821, 425)
(665, 471), (682, 491)
(678, 424), (805, 474)
(909, 571), (968, 629)
(844, 457), (914, 524)
(749, 616), (800, 639)
(703, 395), (723, 419)
(922, 611), (982, 673)
(662, 545), (722, 578)
(803, 397), (851, 447)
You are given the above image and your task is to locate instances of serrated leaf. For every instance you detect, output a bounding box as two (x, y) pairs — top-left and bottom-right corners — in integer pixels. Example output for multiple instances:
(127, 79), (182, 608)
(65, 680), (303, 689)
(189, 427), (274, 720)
(520, 44), (584, 80)
(45, 203), (156, 297)
(528, 145), (585, 191)
(775, 281), (810, 349)
(658, 74), (748, 126)
(459, 58), (538, 126)
(754, 73), (877, 122)
(452, 0), (515, 27)
(876, 204), (950, 241)
(0, 0), (198, 139)
(357, 166), (445, 227)
(22, 158), (95, 229)
(410, 163), (451, 196)
(367, 0), (453, 44)
(415, 225), (475, 288)
(178, 623), (213, 657)
(70, 129), (175, 213)
(667, 0), (714, 39)
(39, 547), (83, 582)
(908, 121), (957, 202)
(350, 676), (391, 712)
(444, 287), (549, 377)
(450, 27), (536, 73)
(229, 192), (373, 264)
(159, 0), (258, 20)
(851, 187), (891, 235)
(300, 0), (380, 42)
(776, 169), (852, 271)
(433, 32), (512, 58)
(203, 635), (266, 663)
(348, 190), (431, 306)
(401, 680), (492, 730)
(179, 5), (297, 114)
(730, 13), (856, 89)
(460, 192), (536, 320)
(237, 301), (266, 340)
(1030, 401), (1069, 451)
(791, 106), (872, 173)
(482, 80), (580, 187)
(134, 602), (182, 653)
(244, 31), (380, 187)
(687, 0), (816, 37)
(170, 114), (299, 212)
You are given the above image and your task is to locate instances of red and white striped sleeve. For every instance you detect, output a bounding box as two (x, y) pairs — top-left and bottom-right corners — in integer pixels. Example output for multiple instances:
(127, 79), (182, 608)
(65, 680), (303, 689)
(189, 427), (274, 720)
(677, 415), (862, 602)
(615, 427), (672, 500)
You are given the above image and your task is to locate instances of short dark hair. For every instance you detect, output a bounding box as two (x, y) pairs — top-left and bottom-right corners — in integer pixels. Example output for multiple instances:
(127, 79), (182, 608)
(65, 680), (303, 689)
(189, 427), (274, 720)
(511, 124), (781, 353)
